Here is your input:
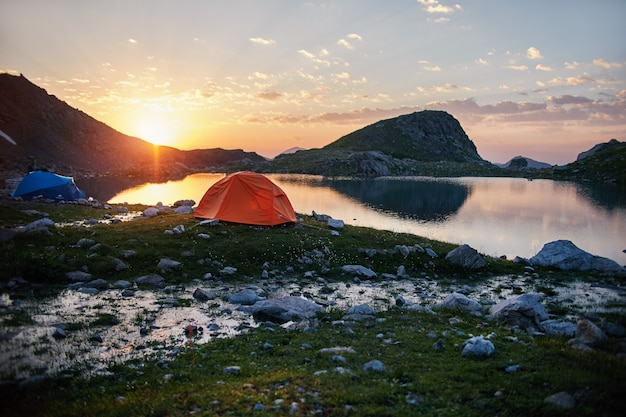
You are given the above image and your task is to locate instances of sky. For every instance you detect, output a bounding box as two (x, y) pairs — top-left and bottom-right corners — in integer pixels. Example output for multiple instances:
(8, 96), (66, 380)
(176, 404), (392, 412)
(1, 0), (625, 165)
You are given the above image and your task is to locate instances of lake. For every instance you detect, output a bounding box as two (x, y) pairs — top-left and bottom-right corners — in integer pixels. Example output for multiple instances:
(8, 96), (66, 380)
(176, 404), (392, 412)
(102, 174), (626, 265)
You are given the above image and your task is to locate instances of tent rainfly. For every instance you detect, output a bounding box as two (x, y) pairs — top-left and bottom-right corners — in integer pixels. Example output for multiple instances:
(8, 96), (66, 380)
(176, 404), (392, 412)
(194, 171), (297, 226)
(11, 171), (86, 201)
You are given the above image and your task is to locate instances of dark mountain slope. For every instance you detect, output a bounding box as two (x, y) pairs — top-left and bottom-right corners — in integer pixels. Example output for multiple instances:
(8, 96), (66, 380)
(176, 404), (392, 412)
(0, 73), (264, 179)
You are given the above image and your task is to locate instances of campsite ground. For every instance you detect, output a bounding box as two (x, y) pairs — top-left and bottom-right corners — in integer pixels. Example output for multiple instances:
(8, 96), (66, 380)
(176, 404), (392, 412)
(0, 199), (625, 416)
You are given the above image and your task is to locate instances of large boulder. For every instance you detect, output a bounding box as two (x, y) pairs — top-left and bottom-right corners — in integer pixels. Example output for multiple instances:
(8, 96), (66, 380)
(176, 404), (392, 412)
(136, 274), (166, 289)
(251, 296), (324, 324)
(489, 293), (549, 333)
(530, 240), (625, 275)
(341, 265), (377, 278)
(445, 244), (487, 269)
(433, 293), (482, 314)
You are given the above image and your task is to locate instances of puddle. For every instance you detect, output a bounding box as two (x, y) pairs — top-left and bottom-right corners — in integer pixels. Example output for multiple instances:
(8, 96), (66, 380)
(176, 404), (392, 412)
(1, 275), (624, 383)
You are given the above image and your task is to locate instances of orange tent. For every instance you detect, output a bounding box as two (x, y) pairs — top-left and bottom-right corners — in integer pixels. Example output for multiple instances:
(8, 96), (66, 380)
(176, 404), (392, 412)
(195, 171), (297, 226)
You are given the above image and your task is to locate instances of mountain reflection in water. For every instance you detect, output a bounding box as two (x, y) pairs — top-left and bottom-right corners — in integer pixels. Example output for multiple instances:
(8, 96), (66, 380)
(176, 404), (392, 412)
(96, 174), (626, 264)
(322, 177), (471, 221)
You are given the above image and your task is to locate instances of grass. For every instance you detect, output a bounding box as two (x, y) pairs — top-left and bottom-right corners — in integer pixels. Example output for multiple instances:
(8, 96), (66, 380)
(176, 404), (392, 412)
(0, 200), (625, 416)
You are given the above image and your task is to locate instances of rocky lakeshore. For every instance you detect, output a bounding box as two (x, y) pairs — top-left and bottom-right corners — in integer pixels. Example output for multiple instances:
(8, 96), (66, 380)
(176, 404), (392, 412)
(1, 199), (625, 416)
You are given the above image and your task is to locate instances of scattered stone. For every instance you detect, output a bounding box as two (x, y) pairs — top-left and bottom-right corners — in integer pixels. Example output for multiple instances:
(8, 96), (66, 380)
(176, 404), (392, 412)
(219, 266), (238, 276)
(319, 346), (356, 354)
(223, 366), (241, 374)
(66, 271), (92, 282)
(157, 258), (182, 272)
(173, 225), (185, 234)
(541, 320), (577, 337)
(445, 244), (487, 269)
(569, 318), (607, 349)
(341, 265), (377, 278)
(425, 248), (437, 258)
(119, 250), (136, 258)
(18, 218), (55, 233)
(347, 304), (375, 315)
(78, 287), (99, 295)
(109, 257), (129, 271)
(327, 218), (344, 229)
(544, 391), (576, 409)
(432, 338), (445, 352)
(136, 274), (166, 289)
(90, 333), (103, 343)
(113, 280), (132, 289)
(462, 335), (495, 357)
(173, 199), (195, 208)
(362, 359), (385, 373)
(174, 206), (194, 214)
(405, 392), (423, 405)
(229, 289), (264, 305)
(433, 293), (482, 314)
(143, 207), (159, 217)
(489, 293), (548, 333)
(251, 296), (324, 324)
(52, 327), (67, 339)
(197, 233), (211, 240)
(505, 365), (521, 373)
(74, 238), (96, 248)
(84, 279), (109, 290)
(193, 288), (216, 301)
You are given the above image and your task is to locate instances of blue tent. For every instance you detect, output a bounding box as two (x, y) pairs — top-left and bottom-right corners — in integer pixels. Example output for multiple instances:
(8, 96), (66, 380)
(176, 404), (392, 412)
(11, 171), (86, 201)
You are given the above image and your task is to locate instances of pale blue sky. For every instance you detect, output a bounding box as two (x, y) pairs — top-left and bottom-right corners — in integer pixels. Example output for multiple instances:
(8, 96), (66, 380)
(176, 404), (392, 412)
(2, 0), (625, 164)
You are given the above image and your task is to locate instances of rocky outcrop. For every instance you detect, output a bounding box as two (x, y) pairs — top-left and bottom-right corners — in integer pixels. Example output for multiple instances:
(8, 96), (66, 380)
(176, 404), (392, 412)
(577, 139), (621, 161)
(445, 244), (487, 269)
(530, 240), (625, 275)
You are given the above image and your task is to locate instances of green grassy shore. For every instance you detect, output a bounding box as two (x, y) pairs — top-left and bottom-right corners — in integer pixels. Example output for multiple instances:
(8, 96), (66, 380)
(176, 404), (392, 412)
(0, 201), (625, 417)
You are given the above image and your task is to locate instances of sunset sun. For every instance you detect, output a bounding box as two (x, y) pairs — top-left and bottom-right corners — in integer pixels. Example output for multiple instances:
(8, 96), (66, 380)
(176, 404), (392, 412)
(133, 117), (174, 146)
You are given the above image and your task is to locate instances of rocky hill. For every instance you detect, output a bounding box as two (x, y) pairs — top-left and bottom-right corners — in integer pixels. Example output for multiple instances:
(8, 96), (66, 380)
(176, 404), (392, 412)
(0, 73), (264, 180)
(496, 156), (552, 169)
(549, 139), (626, 184)
(268, 110), (495, 177)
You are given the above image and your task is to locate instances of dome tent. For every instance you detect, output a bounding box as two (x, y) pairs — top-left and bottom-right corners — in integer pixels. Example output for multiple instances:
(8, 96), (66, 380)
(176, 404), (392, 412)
(11, 171), (86, 201)
(195, 171), (297, 226)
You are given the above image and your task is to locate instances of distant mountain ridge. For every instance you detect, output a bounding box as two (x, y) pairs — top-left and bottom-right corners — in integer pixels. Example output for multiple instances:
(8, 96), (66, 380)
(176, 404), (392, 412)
(495, 156), (552, 169)
(0, 73), (264, 180)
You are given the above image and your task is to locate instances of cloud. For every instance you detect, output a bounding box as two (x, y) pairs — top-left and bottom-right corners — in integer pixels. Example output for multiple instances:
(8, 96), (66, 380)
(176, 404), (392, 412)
(249, 37), (276, 45)
(337, 33), (362, 50)
(433, 83), (458, 92)
(565, 61), (579, 70)
(424, 66), (441, 72)
(548, 74), (594, 86)
(548, 95), (593, 105)
(593, 58), (622, 69)
(298, 49), (331, 66)
(476, 58), (489, 65)
(504, 65), (528, 71)
(526, 47), (543, 60)
(128, 38), (138, 44)
(256, 91), (282, 101)
(535, 64), (552, 71)
(417, 0), (460, 14)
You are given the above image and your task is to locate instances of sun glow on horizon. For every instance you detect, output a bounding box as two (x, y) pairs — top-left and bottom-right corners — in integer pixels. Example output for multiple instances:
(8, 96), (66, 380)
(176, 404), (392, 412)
(132, 116), (175, 146)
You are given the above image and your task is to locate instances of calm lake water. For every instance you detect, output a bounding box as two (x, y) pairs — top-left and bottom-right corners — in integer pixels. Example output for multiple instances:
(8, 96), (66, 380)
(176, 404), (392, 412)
(104, 174), (626, 265)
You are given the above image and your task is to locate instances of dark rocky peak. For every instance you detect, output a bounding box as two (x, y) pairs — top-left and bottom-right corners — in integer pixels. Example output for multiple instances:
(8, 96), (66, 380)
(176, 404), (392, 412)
(324, 110), (483, 163)
(577, 138), (622, 161)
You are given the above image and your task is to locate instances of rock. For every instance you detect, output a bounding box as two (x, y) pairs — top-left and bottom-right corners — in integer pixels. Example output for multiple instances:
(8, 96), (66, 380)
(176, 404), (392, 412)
(66, 271), (92, 282)
(433, 293), (482, 314)
(395, 245), (410, 258)
(251, 296), (324, 324)
(197, 233), (211, 240)
(193, 288), (215, 301)
(347, 304), (375, 315)
(425, 248), (437, 258)
(312, 211), (332, 221)
(136, 274), (166, 289)
(219, 266), (238, 276)
(113, 280), (132, 289)
(18, 218), (55, 233)
(445, 244), (487, 269)
(544, 391), (576, 409)
(541, 320), (577, 337)
(432, 338), (445, 352)
(489, 293), (548, 333)
(530, 240), (625, 275)
(173, 199), (195, 208)
(109, 257), (129, 272)
(223, 366), (241, 374)
(341, 265), (377, 278)
(90, 333), (103, 343)
(229, 289), (264, 305)
(174, 206), (194, 214)
(84, 279), (109, 290)
(569, 318), (607, 348)
(74, 238), (96, 248)
(505, 365), (521, 373)
(52, 327), (67, 339)
(363, 359), (385, 373)
(396, 265), (406, 278)
(143, 207), (159, 217)
(157, 258), (182, 272)
(462, 335), (495, 357)
(327, 218), (344, 229)
(78, 287), (99, 295)
(119, 250), (136, 258)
